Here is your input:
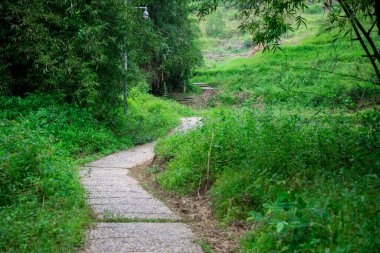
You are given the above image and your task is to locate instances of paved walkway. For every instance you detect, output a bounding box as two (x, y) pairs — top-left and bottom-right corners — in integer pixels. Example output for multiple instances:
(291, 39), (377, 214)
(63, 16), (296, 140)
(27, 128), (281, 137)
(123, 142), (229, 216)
(80, 117), (203, 253)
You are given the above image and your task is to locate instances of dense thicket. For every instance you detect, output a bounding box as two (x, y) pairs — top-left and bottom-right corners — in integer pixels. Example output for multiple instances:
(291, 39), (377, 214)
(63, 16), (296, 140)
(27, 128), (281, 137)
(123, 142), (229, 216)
(128, 0), (202, 94)
(0, 0), (126, 116)
(0, 0), (201, 115)
(156, 109), (380, 252)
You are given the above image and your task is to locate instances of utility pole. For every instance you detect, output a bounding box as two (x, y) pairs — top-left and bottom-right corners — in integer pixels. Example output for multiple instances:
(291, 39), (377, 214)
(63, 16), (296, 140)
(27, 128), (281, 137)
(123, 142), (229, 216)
(124, 53), (128, 115)
(123, 6), (149, 116)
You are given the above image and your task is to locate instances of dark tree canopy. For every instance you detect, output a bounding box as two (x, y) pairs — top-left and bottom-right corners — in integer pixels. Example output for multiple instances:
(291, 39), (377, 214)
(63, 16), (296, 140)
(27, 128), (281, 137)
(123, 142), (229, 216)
(130, 0), (202, 95)
(0, 0), (201, 117)
(0, 0), (128, 114)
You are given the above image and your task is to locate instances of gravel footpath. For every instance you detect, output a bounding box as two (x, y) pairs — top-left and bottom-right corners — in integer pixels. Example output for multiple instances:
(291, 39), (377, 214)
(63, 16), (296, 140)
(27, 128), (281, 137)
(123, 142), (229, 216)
(81, 117), (203, 253)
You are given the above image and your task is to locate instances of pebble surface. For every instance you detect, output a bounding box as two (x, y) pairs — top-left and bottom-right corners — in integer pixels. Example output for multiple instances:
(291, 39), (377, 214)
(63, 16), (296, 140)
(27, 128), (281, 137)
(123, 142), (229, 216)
(81, 117), (203, 253)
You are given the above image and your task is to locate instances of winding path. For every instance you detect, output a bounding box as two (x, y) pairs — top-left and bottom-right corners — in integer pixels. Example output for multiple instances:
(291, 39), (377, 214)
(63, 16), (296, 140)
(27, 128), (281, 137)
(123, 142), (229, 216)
(177, 83), (217, 106)
(80, 117), (203, 253)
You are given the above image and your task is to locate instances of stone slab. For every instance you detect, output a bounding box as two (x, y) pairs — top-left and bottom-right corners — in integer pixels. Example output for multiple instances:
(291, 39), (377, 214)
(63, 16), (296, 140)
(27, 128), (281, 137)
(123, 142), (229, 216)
(81, 118), (204, 252)
(178, 117), (202, 132)
(86, 143), (154, 168)
(80, 167), (179, 220)
(84, 223), (203, 253)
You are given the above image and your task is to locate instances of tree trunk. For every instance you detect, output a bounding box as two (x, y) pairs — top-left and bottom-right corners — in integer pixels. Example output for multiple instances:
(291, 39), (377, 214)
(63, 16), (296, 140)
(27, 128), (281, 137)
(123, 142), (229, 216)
(338, 0), (380, 84)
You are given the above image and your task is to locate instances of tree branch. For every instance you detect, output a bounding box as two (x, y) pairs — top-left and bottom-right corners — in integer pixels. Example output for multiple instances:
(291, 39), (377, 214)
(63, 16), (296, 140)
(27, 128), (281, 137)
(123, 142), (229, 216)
(338, 0), (380, 83)
(286, 64), (380, 85)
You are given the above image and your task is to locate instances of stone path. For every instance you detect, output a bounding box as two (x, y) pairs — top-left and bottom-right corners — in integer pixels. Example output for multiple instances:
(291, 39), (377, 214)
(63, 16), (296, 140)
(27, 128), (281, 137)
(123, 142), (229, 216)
(177, 83), (218, 107)
(80, 117), (203, 253)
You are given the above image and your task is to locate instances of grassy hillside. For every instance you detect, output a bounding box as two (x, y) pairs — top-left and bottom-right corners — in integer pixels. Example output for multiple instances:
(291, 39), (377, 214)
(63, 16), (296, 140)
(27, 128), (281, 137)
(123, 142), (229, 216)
(0, 88), (191, 252)
(155, 5), (380, 252)
(197, 3), (328, 67)
(193, 31), (379, 112)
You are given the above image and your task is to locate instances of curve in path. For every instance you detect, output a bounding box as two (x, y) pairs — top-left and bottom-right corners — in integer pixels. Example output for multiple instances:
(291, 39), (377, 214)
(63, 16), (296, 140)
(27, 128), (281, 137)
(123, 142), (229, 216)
(178, 83), (217, 105)
(80, 117), (203, 253)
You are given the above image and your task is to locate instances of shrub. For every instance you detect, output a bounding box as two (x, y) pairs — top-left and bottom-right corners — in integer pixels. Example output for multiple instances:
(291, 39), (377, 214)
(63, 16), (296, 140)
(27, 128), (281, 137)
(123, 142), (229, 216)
(0, 121), (88, 252)
(0, 90), (190, 251)
(155, 108), (380, 251)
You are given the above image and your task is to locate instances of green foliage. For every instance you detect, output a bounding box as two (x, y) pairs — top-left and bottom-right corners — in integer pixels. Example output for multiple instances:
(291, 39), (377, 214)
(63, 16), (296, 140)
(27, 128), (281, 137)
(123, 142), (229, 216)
(196, 0), (380, 82)
(196, 4), (254, 67)
(193, 32), (380, 110)
(126, 89), (193, 144)
(135, 0), (203, 94)
(155, 108), (380, 252)
(0, 0), (130, 117)
(0, 90), (190, 251)
(0, 122), (88, 252)
(0, 94), (132, 158)
(0, 0), (201, 115)
(153, 3), (380, 252)
(205, 9), (226, 37)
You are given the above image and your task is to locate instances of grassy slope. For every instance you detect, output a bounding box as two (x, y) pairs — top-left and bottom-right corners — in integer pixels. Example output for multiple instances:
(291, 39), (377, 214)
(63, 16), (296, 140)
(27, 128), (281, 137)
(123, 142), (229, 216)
(155, 5), (380, 253)
(0, 89), (191, 252)
(197, 5), (252, 67)
(194, 32), (379, 112)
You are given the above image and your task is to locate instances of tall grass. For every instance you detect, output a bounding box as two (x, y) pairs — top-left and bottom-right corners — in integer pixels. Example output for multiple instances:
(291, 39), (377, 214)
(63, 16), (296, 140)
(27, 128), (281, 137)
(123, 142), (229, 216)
(0, 88), (191, 252)
(155, 9), (380, 252)
(155, 108), (379, 252)
(193, 32), (380, 111)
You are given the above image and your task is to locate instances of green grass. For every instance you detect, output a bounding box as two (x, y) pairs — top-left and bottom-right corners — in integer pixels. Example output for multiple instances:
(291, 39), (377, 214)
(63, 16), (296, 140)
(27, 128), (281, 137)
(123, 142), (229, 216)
(193, 31), (380, 111)
(0, 119), (89, 252)
(154, 9), (380, 253)
(155, 108), (380, 252)
(196, 5), (253, 66)
(0, 87), (191, 252)
(197, 3), (330, 68)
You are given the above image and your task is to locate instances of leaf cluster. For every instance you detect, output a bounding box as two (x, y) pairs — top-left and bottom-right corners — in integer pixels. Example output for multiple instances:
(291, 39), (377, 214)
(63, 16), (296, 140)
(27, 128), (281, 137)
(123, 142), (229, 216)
(155, 108), (380, 252)
(0, 0), (131, 117)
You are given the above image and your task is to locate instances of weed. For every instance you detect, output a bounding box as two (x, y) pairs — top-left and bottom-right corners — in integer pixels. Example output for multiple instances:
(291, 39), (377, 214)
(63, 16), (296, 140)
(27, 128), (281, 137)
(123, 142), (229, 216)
(155, 108), (380, 252)
(0, 88), (190, 251)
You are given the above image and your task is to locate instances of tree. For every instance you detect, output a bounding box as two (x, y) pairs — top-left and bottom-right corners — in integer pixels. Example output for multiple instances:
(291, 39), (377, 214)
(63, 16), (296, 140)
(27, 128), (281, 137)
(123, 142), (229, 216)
(129, 0), (202, 94)
(0, 0), (202, 117)
(205, 8), (226, 37)
(0, 0), (129, 118)
(195, 0), (380, 84)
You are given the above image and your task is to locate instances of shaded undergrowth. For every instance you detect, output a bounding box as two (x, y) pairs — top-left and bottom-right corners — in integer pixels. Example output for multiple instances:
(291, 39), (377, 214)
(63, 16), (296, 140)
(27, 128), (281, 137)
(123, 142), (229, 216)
(0, 88), (191, 252)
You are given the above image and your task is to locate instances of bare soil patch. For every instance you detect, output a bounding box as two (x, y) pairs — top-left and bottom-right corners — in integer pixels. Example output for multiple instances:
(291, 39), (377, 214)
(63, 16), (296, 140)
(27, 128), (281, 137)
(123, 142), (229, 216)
(129, 158), (247, 253)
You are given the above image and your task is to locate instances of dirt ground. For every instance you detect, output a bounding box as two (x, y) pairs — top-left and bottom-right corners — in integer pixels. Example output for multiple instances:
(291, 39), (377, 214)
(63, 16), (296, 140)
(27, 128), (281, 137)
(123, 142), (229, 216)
(129, 158), (248, 253)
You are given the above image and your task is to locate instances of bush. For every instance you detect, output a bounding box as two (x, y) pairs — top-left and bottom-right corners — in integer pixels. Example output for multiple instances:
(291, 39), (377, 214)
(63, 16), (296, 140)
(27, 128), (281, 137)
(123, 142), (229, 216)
(0, 0), (129, 117)
(125, 88), (193, 144)
(205, 9), (227, 38)
(0, 121), (88, 252)
(0, 90), (190, 251)
(155, 108), (380, 252)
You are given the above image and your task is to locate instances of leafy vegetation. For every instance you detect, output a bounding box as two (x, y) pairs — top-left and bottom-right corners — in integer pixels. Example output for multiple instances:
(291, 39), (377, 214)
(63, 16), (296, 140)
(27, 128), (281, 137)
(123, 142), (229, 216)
(156, 109), (379, 252)
(196, 5), (253, 67)
(1, 1), (379, 252)
(154, 6), (380, 252)
(0, 0), (201, 114)
(0, 121), (88, 252)
(139, 0), (203, 94)
(0, 0), (198, 250)
(196, 0), (380, 83)
(0, 0), (128, 116)
(193, 31), (380, 110)
(0, 88), (191, 252)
